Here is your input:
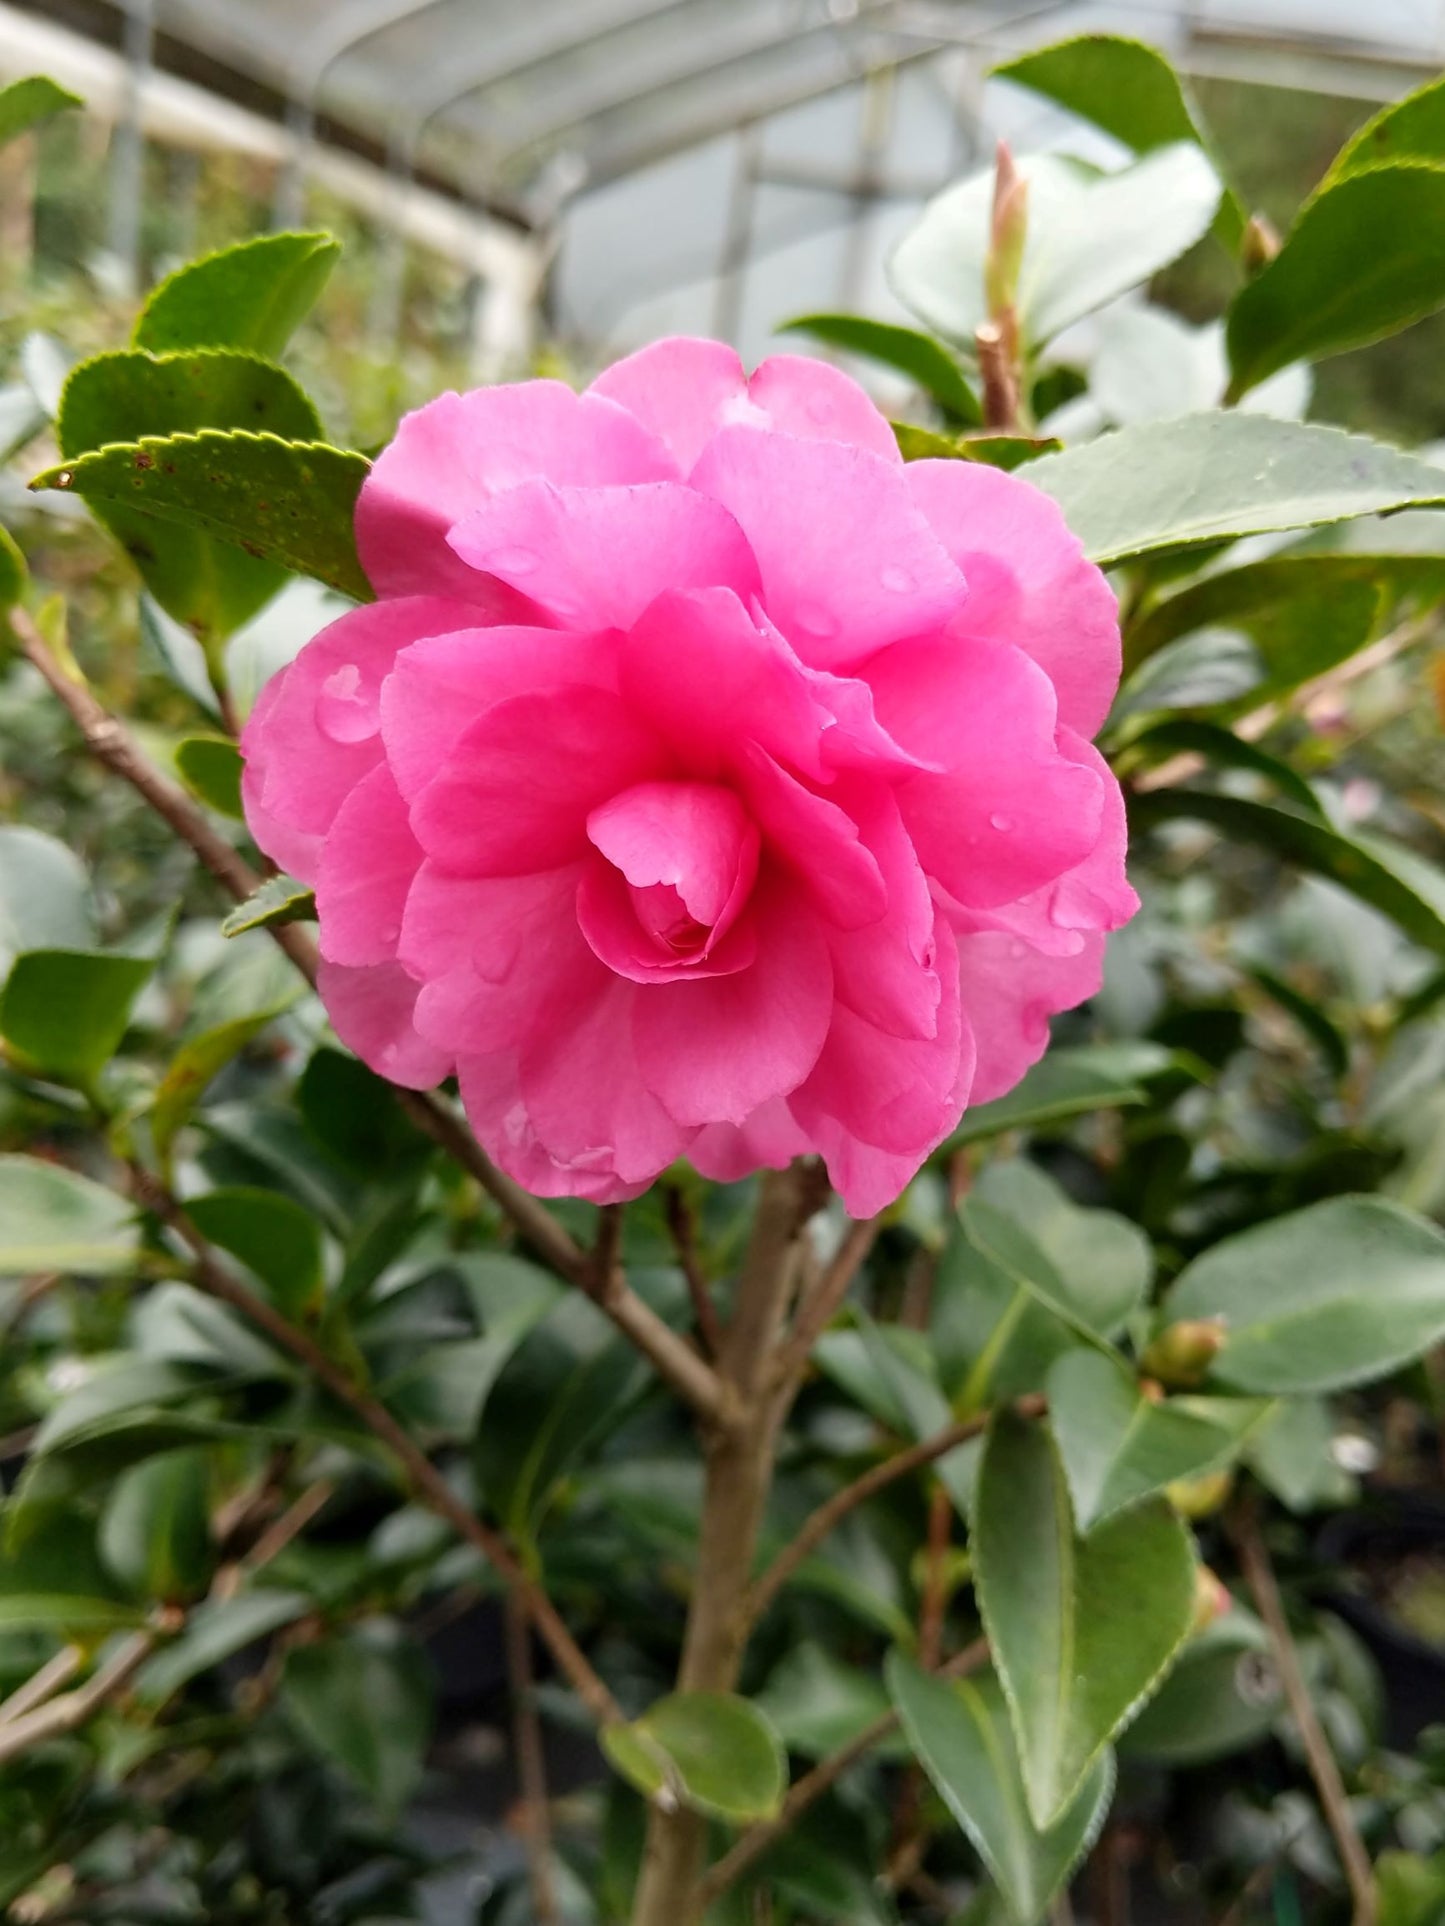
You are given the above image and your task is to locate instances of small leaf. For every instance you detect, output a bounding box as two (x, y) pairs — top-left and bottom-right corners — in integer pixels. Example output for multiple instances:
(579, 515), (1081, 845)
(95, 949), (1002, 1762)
(1046, 1352), (1261, 1533)
(0, 825), (94, 978)
(174, 735), (244, 817)
(0, 75), (80, 148)
(0, 525), (26, 614)
(0, 1156), (138, 1276)
(1130, 789), (1445, 957)
(1023, 415), (1445, 566)
(781, 313), (981, 421)
(890, 144), (1221, 352)
(1227, 164), (1445, 396)
(945, 1041), (1175, 1147)
(0, 948), (154, 1084)
(187, 1186), (325, 1321)
(136, 1587), (311, 1702)
(99, 1448), (214, 1602)
(601, 1691), (786, 1824)
(993, 33), (1246, 244)
(975, 1410), (1196, 1826)
(1164, 1195), (1445, 1394)
(283, 1632), (434, 1818)
(221, 872), (317, 936)
(893, 421), (1062, 469)
(134, 231), (341, 357)
(888, 1655), (1114, 1925)
(153, 1001), (299, 1158)
(32, 429), (372, 604)
(138, 592), (223, 717)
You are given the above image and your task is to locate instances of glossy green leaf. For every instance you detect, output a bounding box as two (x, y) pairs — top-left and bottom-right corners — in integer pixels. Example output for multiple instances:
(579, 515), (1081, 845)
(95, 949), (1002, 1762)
(993, 33), (1246, 243)
(888, 1655), (1114, 1925)
(890, 144), (1220, 352)
(1130, 789), (1445, 957)
(0, 75), (80, 148)
(1121, 719), (1324, 817)
(136, 1587), (311, 1702)
(1046, 1352), (1261, 1532)
(601, 1691), (786, 1824)
(893, 422), (1062, 469)
(0, 1155), (138, 1276)
(296, 1047), (428, 1176)
(972, 1161), (1153, 1339)
(782, 313), (981, 421)
(137, 591), (222, 716)
(945, 1041), (1175, 1147)
(1121, 1610), (1280, 1764)
(1227, 164), (1445, 396)
(174, 735), (244, 817)
(152, 1001), (300, 1159)
(99, 1448), (214, 1602)
(1328, 73), (1445, 183)
(0, 524), (25, 613)
(1164, 1195), (1445, 1394)
(32, 430), (372, 604)
(134, 232), (341, 357)
(29, 1358), (235, 1458)
(975, 1410), (1196, 1825)
(0, 825), (94, 978)
(187, 1186), (325, 1320)
(283, 1633), (434, 1817)
(385, 1253), (562, 1439)
(1023, 415), (1445, 566)
(56, 350), (325, 646)
(1244, 1397), (1354, 1513)
(1, 947), (154, 1083)
(221, 872), (317, 936)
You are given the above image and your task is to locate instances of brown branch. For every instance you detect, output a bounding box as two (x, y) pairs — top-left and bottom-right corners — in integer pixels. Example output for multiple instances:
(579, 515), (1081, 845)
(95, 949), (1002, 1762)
(1228, 1497), (1376, 1926)
(0, 1631), (156, 1769)
(16, 603), (728, 1424)
(0, 1645), (82, 1726)
(771, 1215), (881, 1390)
(505, 1592), (560, 1926)
(975, 320), (1021, 433)
(663, 1184), (723, 1360)
(697, 1636), (990, 1907)
(131, 1166), (624, 1730)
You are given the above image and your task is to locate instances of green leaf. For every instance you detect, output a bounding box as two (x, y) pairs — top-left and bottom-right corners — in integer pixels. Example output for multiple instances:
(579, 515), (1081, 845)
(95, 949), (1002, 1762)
(99, 1448), (214, 1602)
(1244, 1397), (1354, 1513)
(1243, 964), (1351, 1079)
(56, 349), (326, 647)
(1023, 415), (1445, 566)
(945, 1041), (1175, 1146)
(993, 33), (1246, 244)
(601, 1691), (786, 1824)
(1121, 1609), (1280, 1764)
(296, 1047), (428, 1176)
(1125, 554), (1445, 695)
(283, 1632), (434, 1818)
(1, 948), (154, 1084)
(32, 430), (372, 604)
(0, 825), (94, 978)
(887, 1656), (1113, 1925)
(1121, 719), (1325, 818)
(0, 524), (25, 614)
(971, 1161), (1153, 1339)
(1375, 1849), (1445, 1926)
(893, 421), (1062, 469)
(781, 314), (981, 421)
(152, 1002), (300, 1159)
(0, 1155), (137, 1276)
(1164, 1194), (1445, 1394)
(174, 735), (244, 817)
(974, 1410), (1196, 1826)
(0, 76), (80, 148)
(134, 232), (341, 357)
(1046, 1352), (1261, 1532)
(1227, 164), (1445, 397)
(0, 1510), (139, 1633)
(1327, 73), (1445, 183)
(384, 1255), (562, 1439)
(136, 1587), (310, 1702)
(755, 1643), (901, 1761)
(221, 872), (317, 937)
(1129, 789), (1445, 957)
(890, 144), (1220, 353)
(187, 1186), (325, 1321)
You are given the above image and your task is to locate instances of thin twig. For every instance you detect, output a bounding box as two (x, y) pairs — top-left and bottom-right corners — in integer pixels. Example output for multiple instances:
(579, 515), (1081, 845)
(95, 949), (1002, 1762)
(242, 1477), (336, 1574)
(505, 1592), (560, 1926)
(1228, 1497), (1376, 1926)
(697, 1637), (990, 1906)
(131, 1165), (624, 1730)
(0, 1632), (156, 1768)
(16, 603), (728, 1425)
(0, 1645), (82, 1726)
(663, 1184), (723, 1360)
(770, 1215), (881, 1390)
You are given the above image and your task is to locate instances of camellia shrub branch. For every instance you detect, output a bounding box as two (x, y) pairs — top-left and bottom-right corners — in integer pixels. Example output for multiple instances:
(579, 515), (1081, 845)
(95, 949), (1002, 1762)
(8, 39), (1445, 1926)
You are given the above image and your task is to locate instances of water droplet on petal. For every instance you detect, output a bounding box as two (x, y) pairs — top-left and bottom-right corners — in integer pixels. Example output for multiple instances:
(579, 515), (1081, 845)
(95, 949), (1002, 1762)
(1060, 930), (1086, 957)
(881, 564), (914, 593)
(487, 545), (538, 574)
(794, 604), (838, 639)
(990, 812), (1013, 833)
(315, 663), (380, 743)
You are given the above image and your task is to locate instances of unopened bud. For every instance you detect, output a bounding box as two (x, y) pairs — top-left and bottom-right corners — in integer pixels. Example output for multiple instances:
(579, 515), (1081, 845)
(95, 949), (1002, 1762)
(1190, 1565), (1233, 1634)
(985, 138), (1029, 321)
(1167, 1467), (1235, 1520)
(1241, 213), (1281, 276)
(1140, 1317), (1228, 1388)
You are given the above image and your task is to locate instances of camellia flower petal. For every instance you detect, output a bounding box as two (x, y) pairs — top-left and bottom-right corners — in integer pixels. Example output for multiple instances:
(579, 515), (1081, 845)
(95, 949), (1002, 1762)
(242, 336), (1136, 1216)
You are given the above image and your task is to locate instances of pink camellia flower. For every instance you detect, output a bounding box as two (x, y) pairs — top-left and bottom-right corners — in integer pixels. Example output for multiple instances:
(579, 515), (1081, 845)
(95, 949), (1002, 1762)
(241, 338), (1136, 1217)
